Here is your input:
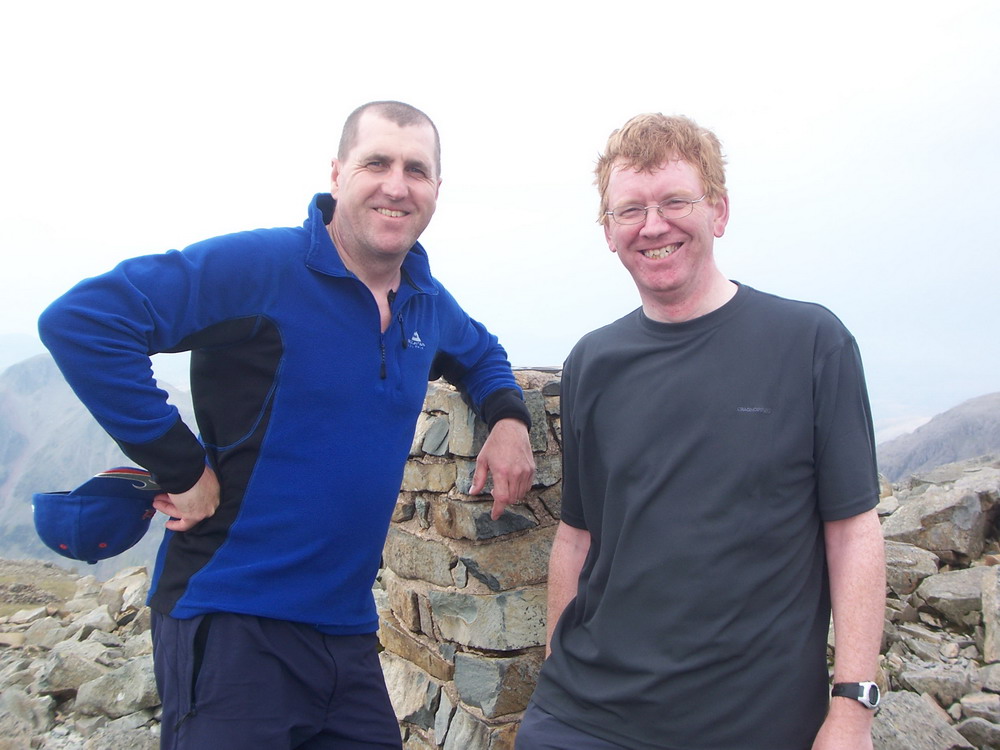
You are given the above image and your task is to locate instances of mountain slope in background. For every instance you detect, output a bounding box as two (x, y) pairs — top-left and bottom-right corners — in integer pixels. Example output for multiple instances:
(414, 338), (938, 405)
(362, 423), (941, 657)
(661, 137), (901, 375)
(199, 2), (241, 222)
(876, 392), (1000, 482)
(0, 333), (45, 373)
(0, 354), (193, 577)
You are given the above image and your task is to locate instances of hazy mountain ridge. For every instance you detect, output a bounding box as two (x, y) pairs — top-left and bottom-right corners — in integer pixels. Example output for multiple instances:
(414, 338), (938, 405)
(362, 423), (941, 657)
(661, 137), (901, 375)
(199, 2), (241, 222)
(876, 392), (1000, 482)
(0, 333), (45, 374)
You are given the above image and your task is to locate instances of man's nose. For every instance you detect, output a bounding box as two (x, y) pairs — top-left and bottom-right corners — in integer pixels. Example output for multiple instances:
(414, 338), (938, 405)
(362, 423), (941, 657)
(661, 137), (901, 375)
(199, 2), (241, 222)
(380, 167), (408, 199)
(639, 207), (672, 236)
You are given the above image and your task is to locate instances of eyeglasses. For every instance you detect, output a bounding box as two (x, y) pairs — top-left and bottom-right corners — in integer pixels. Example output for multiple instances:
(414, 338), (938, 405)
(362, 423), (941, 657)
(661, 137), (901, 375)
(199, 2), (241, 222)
(606, 195), (706, 225)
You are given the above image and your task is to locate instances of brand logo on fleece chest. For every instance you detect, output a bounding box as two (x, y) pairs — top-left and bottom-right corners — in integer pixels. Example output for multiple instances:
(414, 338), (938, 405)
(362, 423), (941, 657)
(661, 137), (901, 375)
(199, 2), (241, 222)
(407, 330), (426, 349)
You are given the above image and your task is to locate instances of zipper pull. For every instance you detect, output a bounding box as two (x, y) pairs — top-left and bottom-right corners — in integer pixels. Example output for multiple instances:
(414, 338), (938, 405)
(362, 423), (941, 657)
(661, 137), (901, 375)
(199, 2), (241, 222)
(398, 313), (408, 348)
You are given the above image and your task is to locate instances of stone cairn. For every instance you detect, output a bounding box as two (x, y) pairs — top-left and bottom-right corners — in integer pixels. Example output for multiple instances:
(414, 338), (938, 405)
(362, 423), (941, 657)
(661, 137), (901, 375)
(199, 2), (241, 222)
(0, 372), (999, 750)
(377, 370), (562, 749)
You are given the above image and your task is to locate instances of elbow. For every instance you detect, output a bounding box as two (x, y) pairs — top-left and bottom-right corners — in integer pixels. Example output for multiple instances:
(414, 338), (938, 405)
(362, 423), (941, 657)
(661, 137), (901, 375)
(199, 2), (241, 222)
(37, 294), (98, 363)
(37, 298), (71, 351)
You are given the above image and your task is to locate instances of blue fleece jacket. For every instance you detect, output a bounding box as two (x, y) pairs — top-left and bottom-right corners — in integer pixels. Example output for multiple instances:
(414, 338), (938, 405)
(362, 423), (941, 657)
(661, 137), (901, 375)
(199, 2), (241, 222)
(39, 193), (525, 633)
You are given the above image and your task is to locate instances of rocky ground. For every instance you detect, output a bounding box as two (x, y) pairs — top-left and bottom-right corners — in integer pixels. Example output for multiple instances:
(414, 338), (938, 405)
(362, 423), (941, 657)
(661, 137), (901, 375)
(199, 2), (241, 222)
(0, 456), (998, 749)
(875, 455), (1000, 750)
(0, 562), (157, 749)
(0, 561), (77, 614)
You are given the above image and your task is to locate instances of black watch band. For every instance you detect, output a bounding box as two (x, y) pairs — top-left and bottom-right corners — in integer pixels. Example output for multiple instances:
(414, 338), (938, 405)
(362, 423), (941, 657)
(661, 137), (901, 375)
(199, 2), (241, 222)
(831, 681), (880, 709)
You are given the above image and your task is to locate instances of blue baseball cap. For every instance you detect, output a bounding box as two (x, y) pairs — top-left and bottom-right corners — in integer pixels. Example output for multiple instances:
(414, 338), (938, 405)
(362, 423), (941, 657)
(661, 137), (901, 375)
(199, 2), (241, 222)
(32, 467), (161, 564)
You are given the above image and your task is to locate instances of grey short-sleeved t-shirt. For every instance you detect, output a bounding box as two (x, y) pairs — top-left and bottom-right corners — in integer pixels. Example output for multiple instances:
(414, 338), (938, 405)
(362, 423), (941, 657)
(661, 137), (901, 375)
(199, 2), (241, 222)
(532, 284), (879, 750)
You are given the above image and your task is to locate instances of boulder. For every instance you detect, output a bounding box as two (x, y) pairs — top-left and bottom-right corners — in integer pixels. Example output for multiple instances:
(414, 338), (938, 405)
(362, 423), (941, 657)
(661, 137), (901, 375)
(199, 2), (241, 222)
(75, 657), (159, 718)
(898, 663), (979, 707)
(882, 473), (998, 564)
(871, 691), (974, 749)
(915, 567), (991, 628)
(885, 541), (940, 596)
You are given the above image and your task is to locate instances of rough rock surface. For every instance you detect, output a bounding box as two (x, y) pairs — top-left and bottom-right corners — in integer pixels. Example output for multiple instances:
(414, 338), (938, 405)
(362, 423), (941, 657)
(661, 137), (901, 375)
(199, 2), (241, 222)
(0, 562), (158, 749)
(876, 458), (1000, 750)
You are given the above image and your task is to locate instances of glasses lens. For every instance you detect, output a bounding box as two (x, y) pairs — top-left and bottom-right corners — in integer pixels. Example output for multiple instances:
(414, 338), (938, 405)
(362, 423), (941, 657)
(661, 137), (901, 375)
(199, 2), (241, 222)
(613, 206), (646, 225)
(658, 199), (694, 220)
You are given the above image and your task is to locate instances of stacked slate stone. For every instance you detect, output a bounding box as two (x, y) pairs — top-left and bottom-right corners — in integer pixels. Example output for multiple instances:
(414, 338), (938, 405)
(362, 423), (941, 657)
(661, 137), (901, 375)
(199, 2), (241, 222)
(377, 371), (562, 750)
(876, 456), (1000, 750)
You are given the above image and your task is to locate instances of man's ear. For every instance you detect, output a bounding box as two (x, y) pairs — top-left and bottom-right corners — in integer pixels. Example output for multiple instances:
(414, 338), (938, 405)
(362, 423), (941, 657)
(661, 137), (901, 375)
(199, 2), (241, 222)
(713, 194), (730, 238)
(604, 222), (618, 253)
(330, 159), (342, 198)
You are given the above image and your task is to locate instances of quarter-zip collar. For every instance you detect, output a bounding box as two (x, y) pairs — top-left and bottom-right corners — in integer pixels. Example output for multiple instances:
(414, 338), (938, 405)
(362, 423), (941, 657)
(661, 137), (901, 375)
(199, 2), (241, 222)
(304, 193), (439, 301)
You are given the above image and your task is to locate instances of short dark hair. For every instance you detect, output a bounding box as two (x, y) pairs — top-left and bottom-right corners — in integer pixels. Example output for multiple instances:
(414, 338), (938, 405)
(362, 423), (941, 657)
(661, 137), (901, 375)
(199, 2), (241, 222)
(338, 101), (441, 177)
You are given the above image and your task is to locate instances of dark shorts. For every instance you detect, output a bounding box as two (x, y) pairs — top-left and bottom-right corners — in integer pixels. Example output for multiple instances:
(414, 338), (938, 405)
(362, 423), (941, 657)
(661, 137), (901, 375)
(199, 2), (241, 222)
(515, 700), (632, 750)
(151, 611), (402, 749)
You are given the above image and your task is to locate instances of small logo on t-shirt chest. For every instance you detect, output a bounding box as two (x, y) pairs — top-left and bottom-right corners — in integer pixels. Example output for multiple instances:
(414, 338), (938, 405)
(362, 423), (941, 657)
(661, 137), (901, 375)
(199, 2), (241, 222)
(736, 406), (773, 414)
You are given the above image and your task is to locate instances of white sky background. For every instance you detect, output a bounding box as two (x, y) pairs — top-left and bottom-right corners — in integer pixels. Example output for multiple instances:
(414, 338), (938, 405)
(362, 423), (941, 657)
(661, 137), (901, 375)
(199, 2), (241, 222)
(1, 1), (998, 442)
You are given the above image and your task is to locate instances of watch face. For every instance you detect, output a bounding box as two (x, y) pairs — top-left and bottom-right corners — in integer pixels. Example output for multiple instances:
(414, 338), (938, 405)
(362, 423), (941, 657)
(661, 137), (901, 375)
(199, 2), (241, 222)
(865, 683), (880, 705)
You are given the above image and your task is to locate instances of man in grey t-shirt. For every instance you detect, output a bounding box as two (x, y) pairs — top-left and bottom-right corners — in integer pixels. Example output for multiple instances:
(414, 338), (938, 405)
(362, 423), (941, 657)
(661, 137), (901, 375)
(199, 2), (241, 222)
(516, 114), (885, 750)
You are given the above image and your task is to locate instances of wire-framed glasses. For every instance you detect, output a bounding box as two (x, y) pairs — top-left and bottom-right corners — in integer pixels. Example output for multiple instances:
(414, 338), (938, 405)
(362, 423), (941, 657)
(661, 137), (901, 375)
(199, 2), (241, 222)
(606, 195), (707, 225)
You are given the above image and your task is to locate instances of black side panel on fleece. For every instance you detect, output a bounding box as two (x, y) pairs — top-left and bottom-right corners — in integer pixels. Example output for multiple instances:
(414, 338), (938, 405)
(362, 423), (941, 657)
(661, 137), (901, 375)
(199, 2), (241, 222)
(150, 316), (283, 615)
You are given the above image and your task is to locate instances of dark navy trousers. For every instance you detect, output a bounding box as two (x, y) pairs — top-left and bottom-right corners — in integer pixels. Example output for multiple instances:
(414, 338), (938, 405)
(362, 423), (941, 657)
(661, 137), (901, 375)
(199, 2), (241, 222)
(151, 611), (402, 749)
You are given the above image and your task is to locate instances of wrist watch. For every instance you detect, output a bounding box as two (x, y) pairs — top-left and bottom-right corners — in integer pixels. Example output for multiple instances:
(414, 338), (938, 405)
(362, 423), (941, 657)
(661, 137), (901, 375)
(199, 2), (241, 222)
(831, 681), (880, 709)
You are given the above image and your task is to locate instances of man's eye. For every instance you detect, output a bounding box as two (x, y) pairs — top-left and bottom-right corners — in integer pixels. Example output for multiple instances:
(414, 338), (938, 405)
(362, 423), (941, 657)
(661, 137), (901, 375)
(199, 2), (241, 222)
(366, 161), (386, 170)
(407, 166), (427, 177)
(618, 207), (644, 219)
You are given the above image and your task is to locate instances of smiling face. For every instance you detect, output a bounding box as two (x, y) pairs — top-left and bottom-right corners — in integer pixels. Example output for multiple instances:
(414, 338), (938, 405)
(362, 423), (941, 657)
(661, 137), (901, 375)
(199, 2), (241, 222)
(604, 158), (730, 320)
(329, 111), (441, 275)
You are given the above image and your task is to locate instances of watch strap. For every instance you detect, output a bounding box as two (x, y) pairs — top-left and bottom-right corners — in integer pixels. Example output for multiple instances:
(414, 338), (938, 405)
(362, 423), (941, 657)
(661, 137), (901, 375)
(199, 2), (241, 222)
(831, 681), (880, 709)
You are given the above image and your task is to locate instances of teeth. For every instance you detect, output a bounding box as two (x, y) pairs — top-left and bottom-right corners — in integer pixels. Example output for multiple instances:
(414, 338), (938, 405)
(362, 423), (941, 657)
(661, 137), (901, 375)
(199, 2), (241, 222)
(376, 208), (406, 218)
(642, 244), (678, 259)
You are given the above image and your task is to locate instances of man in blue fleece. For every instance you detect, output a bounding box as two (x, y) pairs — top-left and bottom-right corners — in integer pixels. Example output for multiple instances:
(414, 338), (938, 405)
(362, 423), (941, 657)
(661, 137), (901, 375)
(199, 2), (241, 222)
(39, 100), (535, 749)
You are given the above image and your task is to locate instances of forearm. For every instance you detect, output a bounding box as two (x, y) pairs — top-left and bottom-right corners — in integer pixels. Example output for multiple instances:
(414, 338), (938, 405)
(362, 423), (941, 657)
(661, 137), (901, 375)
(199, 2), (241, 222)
(825, 508), (885, 683)
(116, 417), (207, 494)
(479, 387), (531, 429)
(815, 508), (885, 746)
(546, 521), (591, 656)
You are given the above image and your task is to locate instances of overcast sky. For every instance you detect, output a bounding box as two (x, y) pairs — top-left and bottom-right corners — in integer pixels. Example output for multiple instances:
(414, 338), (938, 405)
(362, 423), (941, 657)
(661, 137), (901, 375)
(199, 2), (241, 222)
(2, 1), (997, 442)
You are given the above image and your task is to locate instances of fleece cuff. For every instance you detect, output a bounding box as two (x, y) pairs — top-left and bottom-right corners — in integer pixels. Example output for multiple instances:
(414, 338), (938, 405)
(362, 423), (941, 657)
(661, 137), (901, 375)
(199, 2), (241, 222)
(480, 388), (531, 431)
(116, 417), (207, 494)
